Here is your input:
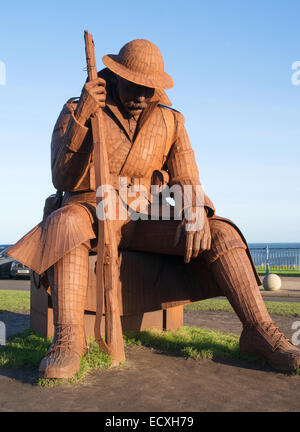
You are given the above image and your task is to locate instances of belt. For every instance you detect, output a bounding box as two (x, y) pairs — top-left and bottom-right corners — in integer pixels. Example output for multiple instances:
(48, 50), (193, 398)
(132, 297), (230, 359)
(62, 175), (152, 203)
(63, 191), (96, 204)
(110, 175), (152, 191)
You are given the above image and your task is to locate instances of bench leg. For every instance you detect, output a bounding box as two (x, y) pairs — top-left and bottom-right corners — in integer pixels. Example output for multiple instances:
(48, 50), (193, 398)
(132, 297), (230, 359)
(30, 273), (53, 337)
(163, 305), (183, 331)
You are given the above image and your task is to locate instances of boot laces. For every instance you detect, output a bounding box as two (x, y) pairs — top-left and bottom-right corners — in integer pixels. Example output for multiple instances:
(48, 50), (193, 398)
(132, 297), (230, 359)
(49, 324), (74, 354)
(261, 321), (290, 350)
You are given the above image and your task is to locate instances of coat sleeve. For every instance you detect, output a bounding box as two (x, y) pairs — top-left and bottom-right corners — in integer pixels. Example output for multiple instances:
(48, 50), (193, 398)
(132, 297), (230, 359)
(51, 98), (93, 191)
(166, 111), (215, 217)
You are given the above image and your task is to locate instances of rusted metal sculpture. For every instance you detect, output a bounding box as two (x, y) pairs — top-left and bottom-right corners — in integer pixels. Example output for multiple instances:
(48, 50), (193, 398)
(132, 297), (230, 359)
(7, 35), (300, 378)
(84, 31), (125, 365)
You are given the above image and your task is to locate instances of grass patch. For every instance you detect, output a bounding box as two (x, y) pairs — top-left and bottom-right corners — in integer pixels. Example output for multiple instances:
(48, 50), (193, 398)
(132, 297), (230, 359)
(125, 327), (300, 375)
(0, 290), (30, 313)
(124, 326), (259, 363)
(257, 270), (300, 276)
(1, 328), (299, 382)
(184, 299), (300, 317)
(0, 329), (111, 387)
(0, 329), (50, 369)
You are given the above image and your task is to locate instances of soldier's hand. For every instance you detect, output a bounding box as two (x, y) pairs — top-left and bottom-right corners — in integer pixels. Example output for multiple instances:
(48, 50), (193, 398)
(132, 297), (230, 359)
(83, 77), (106, 109)
(76, 77), (106, 124)
(174, 207), (211, 263)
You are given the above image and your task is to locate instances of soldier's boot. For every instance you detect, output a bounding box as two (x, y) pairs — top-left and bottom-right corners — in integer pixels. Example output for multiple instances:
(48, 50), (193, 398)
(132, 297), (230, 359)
(209, 247), (300, 371)
(39, 243), (89, 379)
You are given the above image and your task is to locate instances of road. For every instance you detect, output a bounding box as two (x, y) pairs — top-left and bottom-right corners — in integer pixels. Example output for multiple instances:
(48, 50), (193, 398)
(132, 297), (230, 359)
(0, 279), (30, 291)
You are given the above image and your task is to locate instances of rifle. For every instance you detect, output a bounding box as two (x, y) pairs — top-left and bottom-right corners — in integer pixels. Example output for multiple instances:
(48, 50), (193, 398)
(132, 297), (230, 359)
(83, 30), (125, 365)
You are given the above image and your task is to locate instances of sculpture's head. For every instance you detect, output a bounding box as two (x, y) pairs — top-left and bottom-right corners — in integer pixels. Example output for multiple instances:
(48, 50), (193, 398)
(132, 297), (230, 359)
(103, 39), (173, 116)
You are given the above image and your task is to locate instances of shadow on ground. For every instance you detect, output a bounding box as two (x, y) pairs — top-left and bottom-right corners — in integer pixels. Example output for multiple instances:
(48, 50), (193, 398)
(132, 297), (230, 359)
(0, 311), (29, 338)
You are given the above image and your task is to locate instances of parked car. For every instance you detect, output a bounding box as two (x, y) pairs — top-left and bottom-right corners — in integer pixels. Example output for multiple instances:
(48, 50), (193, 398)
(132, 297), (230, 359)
(0, 246), (13, 278)
(10, 260), (31, 279)
(0, 246), (30, 279)
(0, 244), (12, 253)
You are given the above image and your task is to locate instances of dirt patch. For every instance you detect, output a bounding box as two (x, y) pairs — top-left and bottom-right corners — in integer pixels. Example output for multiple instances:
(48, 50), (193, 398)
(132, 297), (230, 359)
(0, 310), (299, 412)
(0, 343), (299, 412)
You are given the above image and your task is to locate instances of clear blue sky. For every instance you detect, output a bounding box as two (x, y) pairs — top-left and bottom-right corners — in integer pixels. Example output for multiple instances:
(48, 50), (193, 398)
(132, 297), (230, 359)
(0, 0), (299, 243)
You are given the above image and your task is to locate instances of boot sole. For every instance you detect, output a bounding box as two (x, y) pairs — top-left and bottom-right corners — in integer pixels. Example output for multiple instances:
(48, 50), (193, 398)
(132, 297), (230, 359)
(39, 367), (80, 379)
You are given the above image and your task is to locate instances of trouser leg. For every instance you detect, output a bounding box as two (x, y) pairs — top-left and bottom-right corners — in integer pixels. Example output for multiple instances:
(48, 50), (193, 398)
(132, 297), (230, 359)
(205, 240), (300, 371)
(51, 242), (89, 327)
(39, 243), (89, 379)
(209, 247), (272, 326)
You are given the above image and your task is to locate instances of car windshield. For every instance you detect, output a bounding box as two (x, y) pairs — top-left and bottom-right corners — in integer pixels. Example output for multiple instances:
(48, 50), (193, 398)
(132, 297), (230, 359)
(0, 245), (11, 252)
(0, 246), (11, 258)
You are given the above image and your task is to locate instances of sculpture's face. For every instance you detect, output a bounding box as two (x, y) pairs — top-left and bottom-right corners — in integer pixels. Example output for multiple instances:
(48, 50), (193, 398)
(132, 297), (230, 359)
(116, 76), (155, 117)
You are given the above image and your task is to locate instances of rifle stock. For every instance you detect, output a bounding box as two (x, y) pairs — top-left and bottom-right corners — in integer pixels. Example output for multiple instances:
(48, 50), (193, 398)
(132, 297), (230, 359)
(84, 30), (125, 365)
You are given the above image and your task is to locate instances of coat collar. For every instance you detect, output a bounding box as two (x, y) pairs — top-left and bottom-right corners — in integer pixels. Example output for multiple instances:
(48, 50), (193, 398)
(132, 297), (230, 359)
(105, 93), (132, 139)
(105, 85), (160, 143)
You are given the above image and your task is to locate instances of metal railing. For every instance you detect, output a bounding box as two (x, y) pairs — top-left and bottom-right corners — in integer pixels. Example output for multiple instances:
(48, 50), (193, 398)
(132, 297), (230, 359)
(249, 246), (300, 273)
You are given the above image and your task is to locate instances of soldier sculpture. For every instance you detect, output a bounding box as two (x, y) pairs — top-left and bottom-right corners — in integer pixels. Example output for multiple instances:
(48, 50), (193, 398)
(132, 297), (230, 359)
(8, 38), (300, 378)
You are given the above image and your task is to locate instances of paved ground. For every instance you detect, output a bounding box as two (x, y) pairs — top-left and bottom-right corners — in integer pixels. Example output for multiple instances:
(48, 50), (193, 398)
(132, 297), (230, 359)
(0, 278), (299, 412)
